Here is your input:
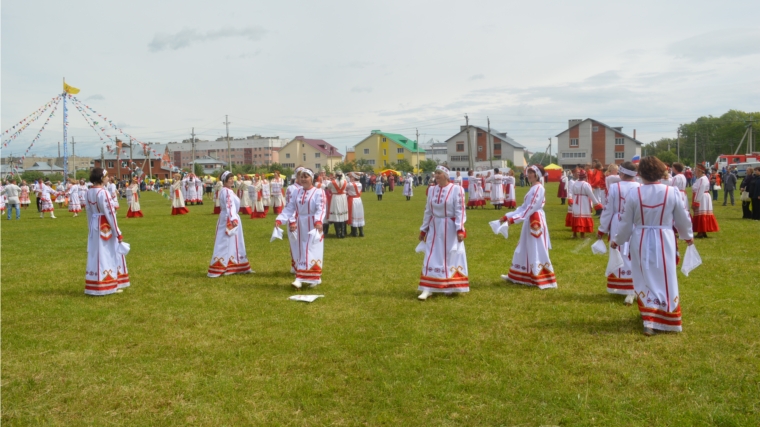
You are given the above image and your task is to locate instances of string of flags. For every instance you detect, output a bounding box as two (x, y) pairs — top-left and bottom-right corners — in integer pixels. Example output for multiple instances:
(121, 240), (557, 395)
(70, 96), (116, 145)
(2, 96), (61, 148)
(70, 96), (180, 172)
(13, 98), (63, 173)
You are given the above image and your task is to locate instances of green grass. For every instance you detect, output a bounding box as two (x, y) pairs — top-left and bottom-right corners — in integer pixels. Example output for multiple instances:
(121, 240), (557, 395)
(2, 184), (759, 426)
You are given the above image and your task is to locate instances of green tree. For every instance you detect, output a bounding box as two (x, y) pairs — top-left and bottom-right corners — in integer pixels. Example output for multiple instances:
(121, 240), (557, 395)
(75, 170), (90, 180)
(21, 170), (45, 183)
(527, 153), (558, 166)
(194, 163), (204, 176)
(678, 110), (760, 165)
(355, 159), (375, 173)
(655, 151), (678, 165)
(394, 159), (415, 173)
(418, 159), (438, 173)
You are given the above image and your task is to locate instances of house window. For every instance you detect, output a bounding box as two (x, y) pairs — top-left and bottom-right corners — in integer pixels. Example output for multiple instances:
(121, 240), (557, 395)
(107, 161), (114, 168)
(397, 148), (404, 154)
(382, 138), (386, 142)
(570, 138), (579, 147)
(494, 155), (501, 159)
(615, 152), (625, 159)
(383, 160), (387, 166)
(494, 143), (501, 151)
(315, 163), (321, 169)
(478, 146), (483, 152)
(615, 138), (624, 145)
(303, 154), (306, 161)
(315, 153), (321, 158)
(593, 126), (599, 132)
(363, 148), (369, 155)
(456, 143), (464, 152)
(383, 149), (387, 155)
(367, 159), (376, 165)
(450, 155), (469, 162)
(286, 153), (290, 158)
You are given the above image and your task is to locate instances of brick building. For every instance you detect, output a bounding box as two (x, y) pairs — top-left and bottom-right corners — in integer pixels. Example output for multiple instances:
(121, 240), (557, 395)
(556, 119), (643, 168)
(445, 126), (525, 171)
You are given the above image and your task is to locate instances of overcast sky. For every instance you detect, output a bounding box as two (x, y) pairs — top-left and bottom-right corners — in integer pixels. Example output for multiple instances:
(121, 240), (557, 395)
(2, 0), (759, 159)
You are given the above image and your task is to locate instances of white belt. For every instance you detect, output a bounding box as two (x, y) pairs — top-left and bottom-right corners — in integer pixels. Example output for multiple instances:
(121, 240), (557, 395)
(636, 225), (672, 269)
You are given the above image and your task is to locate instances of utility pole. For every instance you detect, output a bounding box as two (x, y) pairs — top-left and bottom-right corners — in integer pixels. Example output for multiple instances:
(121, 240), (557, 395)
(58, 141), (61, 157)
(224, 115), (231, 171)
(548, 138), (552, 161)
(101, 147), (104, 170)
(677, 128), (681, 162)
(71, 137), (76, 156)
(416, 128), (420, 173)
(465, 114), (473, 171)
(147, 144), (153, 180)
(191, 127), (196, 174)
(487, 117), (492, 168)
(129, 141), (134, 177)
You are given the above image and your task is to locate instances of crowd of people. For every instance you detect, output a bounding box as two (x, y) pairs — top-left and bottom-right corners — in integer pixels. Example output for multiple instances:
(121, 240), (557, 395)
(10, 154), (732, 337)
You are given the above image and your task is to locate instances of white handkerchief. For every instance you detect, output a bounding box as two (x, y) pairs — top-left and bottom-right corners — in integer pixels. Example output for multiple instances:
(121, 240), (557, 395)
(415, 241), (426, 253)
(681, 245), (702, 277)
(225, 225), (239, 236)
(308, 228), (323, 241)
(489, 220), (501, 234)
(449, 241), (465, 254)
(116, 242), (130, 255)
(497, 222), (509, 239)
(591, 239), (607, 255)
(288, 295), (324, 303)
(270, 226), (283, 242)
(606, 248), (624, 276)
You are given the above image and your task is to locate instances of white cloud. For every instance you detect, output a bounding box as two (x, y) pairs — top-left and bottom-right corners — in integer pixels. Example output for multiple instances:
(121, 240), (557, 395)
(148, 26), (267, 52)
(351, 86), (373, 93)
(668, 28), (760, 61)
(469, 74), (484, 81)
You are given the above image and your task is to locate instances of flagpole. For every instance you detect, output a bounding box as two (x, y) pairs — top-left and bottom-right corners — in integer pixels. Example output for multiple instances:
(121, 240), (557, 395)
(63, 77), (69, 179)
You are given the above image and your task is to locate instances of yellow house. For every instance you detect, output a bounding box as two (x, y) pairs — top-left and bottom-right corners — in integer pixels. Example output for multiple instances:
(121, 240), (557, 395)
(279, 136), (343, 171)
(354, 130), (426, 172)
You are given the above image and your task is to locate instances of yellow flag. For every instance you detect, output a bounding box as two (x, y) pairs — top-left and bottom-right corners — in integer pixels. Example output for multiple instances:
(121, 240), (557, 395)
(64, 82), (80, 94)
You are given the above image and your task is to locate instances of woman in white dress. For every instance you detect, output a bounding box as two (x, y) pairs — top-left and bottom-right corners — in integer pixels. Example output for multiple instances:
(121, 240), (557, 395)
(67, 179), (82, 217)
(212, 180), (223, 214)
(85, 168), (130, 295)
(270, 171), (286, 214)
(276, 168), (326, 289)
(691, 164), (719, 238)
(454, 170), (463, 187)
(499, 165), (556, 289)
(237, 175), (253, 215)
(346, 172), (365, 237)
(570, 170), (602, 238)
(466, 170), (485, 209)
(403, 173), (414, 201)
(417, 165), (469, 300)
(126, 177), (143, 218)
(55, 182), (66, 207)
(208, 171), (253, 277)
(250, 175), (266, 218)
(612, 157), (694, 335)
(105, 177), (120, 211)
(261, 176), (271, 216)
(504, 170), (516, 209)
(38, 180), (57, 219)
(483, 171), (492, 203)
(285, 168), (304, 273)
(597, 162), (641, 304)
(170, 174), (189, 215)
(488, 169), (505, 209)
(77, 179), (88, 211)
(184, 175), (198, 205)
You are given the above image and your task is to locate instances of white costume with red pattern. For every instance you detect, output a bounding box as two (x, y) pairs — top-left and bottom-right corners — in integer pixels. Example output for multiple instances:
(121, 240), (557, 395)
(598, 180), (641, 294)
(208, 187), (252, 277)
(85, 187), (129, 295)
(276, 186), (326, 285)
(418, 183), (469, 294)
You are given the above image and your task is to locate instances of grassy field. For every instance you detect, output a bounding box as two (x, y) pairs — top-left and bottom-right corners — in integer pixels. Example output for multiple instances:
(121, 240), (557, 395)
(2, 182), (759, 426)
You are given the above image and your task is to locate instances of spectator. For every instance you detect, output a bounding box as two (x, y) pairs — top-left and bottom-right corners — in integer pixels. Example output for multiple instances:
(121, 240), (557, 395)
(750, 168), (760, 220)
(684, 167), (693, 187)
(519, 170), (525, 187)
(723, 168), (737, 206)
(710, 171), (720, 201)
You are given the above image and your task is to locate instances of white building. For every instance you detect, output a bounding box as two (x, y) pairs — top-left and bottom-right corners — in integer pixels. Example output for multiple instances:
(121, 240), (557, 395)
(444, 126), (525, 171)
(166, 134), (290, 169)
(555, 119), (643, 168)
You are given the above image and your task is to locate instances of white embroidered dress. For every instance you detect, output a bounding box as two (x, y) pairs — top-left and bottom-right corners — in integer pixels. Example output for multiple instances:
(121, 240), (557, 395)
(613, 184), (694, 332)
(504, 183), (556, 289)
(85, 187), (129, 295)
(598, 180), (641, 294)
(276, 186), (326, 285)
(346, 181), (365, 227)
(418, 183), (469, 294)
(489, 173), (505, 205)
(208, 187), (252, 277)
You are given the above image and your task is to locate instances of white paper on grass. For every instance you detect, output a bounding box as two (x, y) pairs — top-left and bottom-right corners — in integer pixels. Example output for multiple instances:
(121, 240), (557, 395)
(415, 241), (426, 253)
(288, 295), (324, 303)
(116, 242), (130, 255)
(681, 245), (702, 277)
(591, 239), (607, 255)
(270, 226), (283, 242)
(606, 248), (624, 276)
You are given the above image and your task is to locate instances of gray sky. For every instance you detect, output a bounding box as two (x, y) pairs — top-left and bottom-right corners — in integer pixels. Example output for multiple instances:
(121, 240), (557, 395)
(3, 0), (759, 159)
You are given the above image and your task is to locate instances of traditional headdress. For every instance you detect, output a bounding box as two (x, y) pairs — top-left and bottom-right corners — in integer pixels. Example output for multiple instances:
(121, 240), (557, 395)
(618, 166), (637, 177)
(220, 171), (232, 183)
(334, 168), (342, 174)
(301, 168), (315, 178)
(696, 164), (707, 172)
(578, 170), (587, 179)
(435, 165), (450, 175)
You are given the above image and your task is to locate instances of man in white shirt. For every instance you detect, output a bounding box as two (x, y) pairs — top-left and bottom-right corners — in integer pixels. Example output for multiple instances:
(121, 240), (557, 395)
(5, 179), (22, 219)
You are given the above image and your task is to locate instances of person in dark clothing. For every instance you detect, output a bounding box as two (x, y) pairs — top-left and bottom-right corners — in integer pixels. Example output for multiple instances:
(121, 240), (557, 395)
(723, 169), (737, 206)
(740, 167), (754, 219)
(750, 168), (760, 220)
